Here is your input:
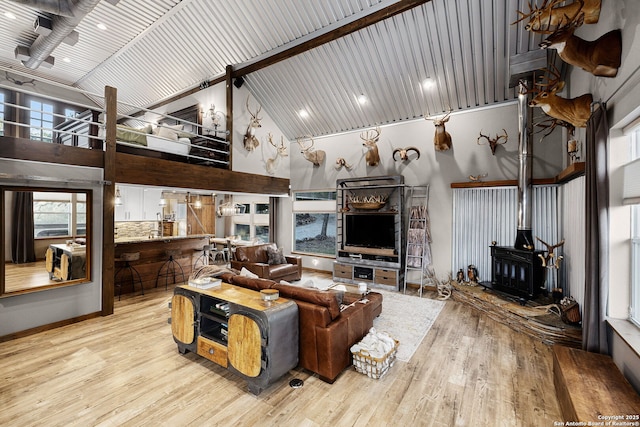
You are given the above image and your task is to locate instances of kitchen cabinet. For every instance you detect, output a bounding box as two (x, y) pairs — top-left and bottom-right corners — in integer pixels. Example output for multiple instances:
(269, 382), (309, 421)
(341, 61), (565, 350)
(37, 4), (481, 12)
(143, 188), (163, 220)
(115, 185), (162, 221)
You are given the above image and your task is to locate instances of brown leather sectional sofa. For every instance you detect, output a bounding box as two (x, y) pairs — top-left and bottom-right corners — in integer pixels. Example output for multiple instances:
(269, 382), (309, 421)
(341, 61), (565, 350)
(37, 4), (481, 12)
(218, 271), (383, 383)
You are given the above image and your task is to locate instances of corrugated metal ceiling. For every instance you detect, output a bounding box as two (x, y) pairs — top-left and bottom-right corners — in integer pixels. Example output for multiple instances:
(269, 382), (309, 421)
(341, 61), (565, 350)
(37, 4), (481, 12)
(0, 0), (543, 139)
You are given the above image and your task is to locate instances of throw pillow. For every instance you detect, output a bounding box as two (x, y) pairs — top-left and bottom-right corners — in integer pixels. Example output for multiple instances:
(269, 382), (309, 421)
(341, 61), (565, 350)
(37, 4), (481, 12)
(239, 267), (259, 279)
(267, 246), (287, 265)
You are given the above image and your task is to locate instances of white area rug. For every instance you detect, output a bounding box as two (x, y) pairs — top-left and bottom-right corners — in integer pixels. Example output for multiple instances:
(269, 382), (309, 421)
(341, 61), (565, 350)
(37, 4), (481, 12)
(297, 276), (446, 363)
(372, 289), (445, 362)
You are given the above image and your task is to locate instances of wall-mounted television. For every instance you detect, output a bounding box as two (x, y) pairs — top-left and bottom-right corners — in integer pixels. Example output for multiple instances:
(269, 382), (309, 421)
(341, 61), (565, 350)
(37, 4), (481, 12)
(344, 214), (396, 250)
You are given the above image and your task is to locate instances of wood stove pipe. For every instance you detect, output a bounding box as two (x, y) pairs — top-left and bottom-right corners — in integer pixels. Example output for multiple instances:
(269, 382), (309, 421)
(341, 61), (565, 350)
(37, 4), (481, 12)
(515, 80), (534, 250)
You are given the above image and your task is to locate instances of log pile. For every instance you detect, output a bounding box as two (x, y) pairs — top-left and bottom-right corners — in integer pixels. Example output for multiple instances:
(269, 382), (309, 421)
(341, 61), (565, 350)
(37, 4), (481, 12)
(451, 283), (582, 348)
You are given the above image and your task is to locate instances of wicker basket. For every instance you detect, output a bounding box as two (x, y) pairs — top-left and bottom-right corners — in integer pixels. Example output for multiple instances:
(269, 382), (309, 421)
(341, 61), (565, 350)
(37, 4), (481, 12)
(561, 301), (581, 324)
(351, 339), (399, 379)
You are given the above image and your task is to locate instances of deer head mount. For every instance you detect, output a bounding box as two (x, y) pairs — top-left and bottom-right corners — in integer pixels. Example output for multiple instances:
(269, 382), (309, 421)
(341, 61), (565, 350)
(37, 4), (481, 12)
(513, 0), (601, 32)
(265, 133), (288, 175)
(477, 129), (508, 155)
(425, 108), (453, 151)
(392, 147), (420, 162)
(539, 15), (621, 78)
(524, 67), (592, 128)
(243, 96), (262, 151)
(360, 126), (381, 166)
(334, 157), (353, 171)
(296, 136), (325, 166)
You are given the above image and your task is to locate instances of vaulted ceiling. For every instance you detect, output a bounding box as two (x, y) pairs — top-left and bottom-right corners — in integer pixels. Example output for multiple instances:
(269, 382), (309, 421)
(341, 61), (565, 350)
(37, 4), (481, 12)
(0, 0), (544, 140)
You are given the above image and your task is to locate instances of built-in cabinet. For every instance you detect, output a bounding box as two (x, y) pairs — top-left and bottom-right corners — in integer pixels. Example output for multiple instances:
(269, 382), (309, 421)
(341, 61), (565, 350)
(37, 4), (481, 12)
(115, 185), (162, 221)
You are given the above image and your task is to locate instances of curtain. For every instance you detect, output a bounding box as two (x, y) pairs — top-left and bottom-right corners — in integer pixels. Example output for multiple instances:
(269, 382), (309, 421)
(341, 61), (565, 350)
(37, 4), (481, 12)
(582, 102), (609, 354)
(11, 191), (37, 264)
(269, 197), (278, 243)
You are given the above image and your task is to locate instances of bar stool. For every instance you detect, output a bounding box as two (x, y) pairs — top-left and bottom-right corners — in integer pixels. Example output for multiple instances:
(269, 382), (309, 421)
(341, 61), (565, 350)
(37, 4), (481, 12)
(193, 244), (215, 270)
(115, 252), (144, 300)
(156, 249), (185, 290)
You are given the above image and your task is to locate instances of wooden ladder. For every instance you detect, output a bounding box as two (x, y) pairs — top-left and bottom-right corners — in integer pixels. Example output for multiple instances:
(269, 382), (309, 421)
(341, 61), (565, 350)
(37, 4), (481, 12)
(403, 185), (431, 297)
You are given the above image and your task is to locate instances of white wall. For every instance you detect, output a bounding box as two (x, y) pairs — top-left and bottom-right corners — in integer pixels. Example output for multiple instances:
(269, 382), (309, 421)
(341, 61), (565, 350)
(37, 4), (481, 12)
(232, 86), (291, 180)
(0, 159), (104, 337)
(285, 102), (564, 276)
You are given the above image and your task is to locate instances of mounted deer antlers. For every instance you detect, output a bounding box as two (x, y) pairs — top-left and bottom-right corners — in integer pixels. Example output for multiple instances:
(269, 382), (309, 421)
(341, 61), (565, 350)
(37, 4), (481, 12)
(425, 108), (453, 151)
(513, 0), (601, 32)
(360, 126), (381, 166)
(392, 147), (420, 162)
(265, 133), (288, 175)
(334, 157), (353, 171)
(477, 129), (508, 155)
(296, 136), (325, 166)
(538, 12), (621, 78)
(524, 67), (592, 128)
(243, 96), (262, 151)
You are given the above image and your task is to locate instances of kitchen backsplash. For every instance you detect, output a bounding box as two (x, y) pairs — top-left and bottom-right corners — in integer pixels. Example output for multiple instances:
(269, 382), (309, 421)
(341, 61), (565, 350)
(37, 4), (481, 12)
(115, 221), (160, 239)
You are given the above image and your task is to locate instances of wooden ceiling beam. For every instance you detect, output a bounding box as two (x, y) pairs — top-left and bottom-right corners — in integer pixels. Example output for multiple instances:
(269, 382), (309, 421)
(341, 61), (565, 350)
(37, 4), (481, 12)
(146, 0), (431, 111)
(233, 0), (432, 78)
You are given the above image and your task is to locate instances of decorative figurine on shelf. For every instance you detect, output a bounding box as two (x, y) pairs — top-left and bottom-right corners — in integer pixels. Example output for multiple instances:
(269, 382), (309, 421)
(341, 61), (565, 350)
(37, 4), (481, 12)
(467, 265), (479, 286)
(456, 269), (465, 284)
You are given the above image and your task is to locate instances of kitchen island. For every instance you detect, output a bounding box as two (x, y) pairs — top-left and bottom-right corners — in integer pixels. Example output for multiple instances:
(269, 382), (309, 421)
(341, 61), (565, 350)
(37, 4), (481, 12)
(114, 235), (211, 296)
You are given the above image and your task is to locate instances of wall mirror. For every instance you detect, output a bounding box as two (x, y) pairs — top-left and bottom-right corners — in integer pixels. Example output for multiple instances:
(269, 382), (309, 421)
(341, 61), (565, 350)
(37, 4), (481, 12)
(1, 187), (92, 296)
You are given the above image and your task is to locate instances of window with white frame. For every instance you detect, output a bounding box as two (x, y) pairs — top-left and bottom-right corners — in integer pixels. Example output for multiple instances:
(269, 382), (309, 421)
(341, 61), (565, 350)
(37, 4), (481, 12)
(630, 125), (640, 326)
(232, 197), (269, 243)
(29, 99), (54, 142)
(33, 192), (86, 238)
(292, 191), (336, 256)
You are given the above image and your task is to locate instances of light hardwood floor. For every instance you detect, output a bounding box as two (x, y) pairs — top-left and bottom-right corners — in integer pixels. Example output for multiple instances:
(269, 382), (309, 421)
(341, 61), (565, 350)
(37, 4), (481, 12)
(0, 282), (562, 426)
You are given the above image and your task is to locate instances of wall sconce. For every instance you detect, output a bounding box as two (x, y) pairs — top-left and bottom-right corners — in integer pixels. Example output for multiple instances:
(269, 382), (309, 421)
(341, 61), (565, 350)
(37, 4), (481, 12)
(159, 197), (167, 207)
(115, 187), (122, 206)
(194, 194), (202, 209)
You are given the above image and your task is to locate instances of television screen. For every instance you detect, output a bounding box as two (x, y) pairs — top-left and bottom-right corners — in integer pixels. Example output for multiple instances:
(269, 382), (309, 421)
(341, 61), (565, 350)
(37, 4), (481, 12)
(344, 214), (395, 249)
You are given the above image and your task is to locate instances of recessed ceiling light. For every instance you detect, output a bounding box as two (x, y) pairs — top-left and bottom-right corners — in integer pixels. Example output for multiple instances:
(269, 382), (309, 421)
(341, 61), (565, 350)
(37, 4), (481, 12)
(357, 94), (368, 105)
(422, 78), (436, 90)
(62, 57), (71, 63)
(298, 109), (309, 118)
(4, 12), (17, 19)
(96, 23), (107, 30)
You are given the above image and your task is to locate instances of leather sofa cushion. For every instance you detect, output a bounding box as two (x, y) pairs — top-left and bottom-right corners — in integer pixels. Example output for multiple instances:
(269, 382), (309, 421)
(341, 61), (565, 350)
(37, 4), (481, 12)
(268, 263), (299, 276)
(229, 275), (274, 291)
(234, 243), (276, 264)
(273, 283), (341, 320)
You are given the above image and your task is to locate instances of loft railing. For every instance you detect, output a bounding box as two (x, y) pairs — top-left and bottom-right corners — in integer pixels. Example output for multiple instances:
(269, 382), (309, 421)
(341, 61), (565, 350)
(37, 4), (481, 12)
(0, 67), (230, 169)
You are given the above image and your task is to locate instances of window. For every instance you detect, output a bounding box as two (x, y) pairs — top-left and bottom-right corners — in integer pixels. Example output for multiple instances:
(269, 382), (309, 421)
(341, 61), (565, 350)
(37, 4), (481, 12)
(631, 126), (640, 326)
(33, 192), (86, 238)
(29, 100), (54, 142)
(292, 191), (336, 256)
(0, 92), (5, 136)
(231, 197), (268, 243)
